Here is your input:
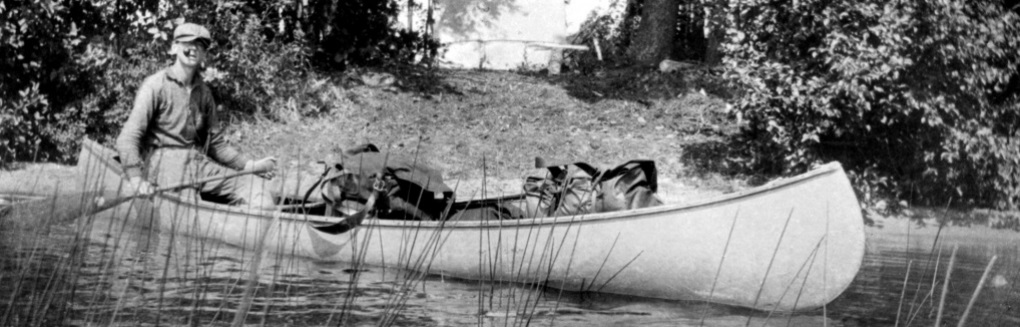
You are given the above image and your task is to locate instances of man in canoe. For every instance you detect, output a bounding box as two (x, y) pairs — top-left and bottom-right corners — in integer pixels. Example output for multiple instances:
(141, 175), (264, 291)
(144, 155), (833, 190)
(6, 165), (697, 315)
(115, 23), (278, 209)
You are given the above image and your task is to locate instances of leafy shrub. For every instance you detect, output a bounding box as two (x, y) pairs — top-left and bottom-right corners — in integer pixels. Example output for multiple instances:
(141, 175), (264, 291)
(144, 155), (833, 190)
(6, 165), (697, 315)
(723, 0), (1020, 208)
(0, 84), (49, 164)
(207, 13), (311, 118)
(1, 1), (94, 165)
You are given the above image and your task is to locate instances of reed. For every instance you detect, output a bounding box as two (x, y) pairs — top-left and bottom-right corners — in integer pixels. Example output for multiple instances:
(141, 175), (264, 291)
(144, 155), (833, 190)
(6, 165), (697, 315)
(231, 202), (284, 326)
(786, 239), (824, 327)
(934, 245), (958, 327)
(699, 209), (740, 327)
(745, 207), (795, 327)
(926, 243), (945, 319)
(761, 234), (824, 324)
(544, 202), (589, 327)
(84, 189), (137, 326)
(894, 260), (913, 327)
(905, 198), (954, 322)
(956, 255), (998, 327)
(823, 202), (830, 327)
(897, 209), (913, 327)
(375, 147), (478, 326)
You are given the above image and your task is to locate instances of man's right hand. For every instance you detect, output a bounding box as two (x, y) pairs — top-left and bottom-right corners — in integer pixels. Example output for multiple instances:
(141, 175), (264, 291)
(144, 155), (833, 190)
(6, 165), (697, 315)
(245, 157), (278, 180)
(127, 176), (154, 196)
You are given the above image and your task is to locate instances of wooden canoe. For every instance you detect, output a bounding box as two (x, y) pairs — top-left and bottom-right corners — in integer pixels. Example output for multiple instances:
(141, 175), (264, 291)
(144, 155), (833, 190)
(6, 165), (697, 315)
(77, 138), (865, 312)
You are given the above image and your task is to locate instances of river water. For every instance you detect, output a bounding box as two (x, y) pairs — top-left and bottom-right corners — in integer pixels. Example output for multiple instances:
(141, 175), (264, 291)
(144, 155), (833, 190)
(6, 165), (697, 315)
(1, 206), (1018, 326)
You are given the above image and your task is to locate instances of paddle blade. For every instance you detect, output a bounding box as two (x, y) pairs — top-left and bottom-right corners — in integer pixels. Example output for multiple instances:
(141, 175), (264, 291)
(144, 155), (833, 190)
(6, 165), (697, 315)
(312, 211), (368, 235)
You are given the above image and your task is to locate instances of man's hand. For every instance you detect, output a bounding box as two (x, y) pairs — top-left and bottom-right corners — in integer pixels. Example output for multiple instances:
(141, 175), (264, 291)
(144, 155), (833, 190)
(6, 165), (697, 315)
(245, 157), (277, 180)
(127, 176), (154, 196)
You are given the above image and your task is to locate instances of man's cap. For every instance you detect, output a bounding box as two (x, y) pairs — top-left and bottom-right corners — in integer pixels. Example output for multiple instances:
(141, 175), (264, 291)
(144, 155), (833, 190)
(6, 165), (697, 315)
(173, 23), (211, 46)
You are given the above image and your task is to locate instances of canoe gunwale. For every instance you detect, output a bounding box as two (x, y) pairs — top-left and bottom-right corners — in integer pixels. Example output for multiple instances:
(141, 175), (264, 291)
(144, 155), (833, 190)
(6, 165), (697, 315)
(80, 138), (853, 228)
(0, 192), (49, 202)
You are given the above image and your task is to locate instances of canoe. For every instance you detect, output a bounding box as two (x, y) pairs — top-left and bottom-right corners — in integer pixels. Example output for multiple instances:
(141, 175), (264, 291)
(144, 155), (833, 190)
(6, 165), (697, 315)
(76, 138), (866, 312)
(0, 193), (47, 217)
(0, 193), (46, 208)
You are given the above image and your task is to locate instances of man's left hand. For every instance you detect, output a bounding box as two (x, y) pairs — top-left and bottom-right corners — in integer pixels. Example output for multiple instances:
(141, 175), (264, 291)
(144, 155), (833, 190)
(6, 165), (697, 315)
(245, 157), (278, 180)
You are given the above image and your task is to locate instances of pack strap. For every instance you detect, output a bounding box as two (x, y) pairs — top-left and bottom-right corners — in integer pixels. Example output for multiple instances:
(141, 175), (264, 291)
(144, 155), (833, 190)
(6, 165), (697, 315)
(533, 157), (600, 179)
(298, 161), (336, 215)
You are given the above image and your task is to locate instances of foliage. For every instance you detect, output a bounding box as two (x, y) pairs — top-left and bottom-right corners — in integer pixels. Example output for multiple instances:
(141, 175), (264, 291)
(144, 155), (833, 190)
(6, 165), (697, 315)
(1, 0), (94, 164)
(567, 2), (635, 72)
(304, 0), (438, 68)
(722, 0), (1020, 208)
(207, 13), (311, 118)
(0, 84), (49, 163)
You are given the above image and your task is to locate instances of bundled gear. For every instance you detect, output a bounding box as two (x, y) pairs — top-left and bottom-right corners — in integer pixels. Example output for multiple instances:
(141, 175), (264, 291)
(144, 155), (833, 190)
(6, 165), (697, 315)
(303, 144), (454, 220)
(294, 147), (661, 222)
(521, 158), (663, 218)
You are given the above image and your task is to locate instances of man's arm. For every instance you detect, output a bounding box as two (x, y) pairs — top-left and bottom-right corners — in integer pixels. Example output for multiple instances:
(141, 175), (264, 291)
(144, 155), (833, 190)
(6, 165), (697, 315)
(202, 100), (251, 170)
(115, 82), (157, 179)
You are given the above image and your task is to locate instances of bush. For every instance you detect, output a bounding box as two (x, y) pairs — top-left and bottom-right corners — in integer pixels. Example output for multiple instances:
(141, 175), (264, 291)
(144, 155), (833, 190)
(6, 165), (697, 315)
(0, 84), (49, 164)
(1, 1), (96, 165)
(723, 0), (1020, 208)
(206, 13), (311, 118)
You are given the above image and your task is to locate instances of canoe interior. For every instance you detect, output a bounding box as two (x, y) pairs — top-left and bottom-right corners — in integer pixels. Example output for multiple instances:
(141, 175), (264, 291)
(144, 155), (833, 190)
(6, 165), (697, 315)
(274, 192), (533, 222)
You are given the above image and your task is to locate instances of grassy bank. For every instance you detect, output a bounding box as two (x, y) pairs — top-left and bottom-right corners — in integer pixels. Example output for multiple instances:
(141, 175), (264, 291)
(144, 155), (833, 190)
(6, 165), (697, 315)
(227, 67), (746, 202)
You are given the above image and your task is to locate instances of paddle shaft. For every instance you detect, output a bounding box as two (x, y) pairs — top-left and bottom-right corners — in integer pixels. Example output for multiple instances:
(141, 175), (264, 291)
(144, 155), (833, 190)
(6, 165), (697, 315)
(91, 168), (266, 214)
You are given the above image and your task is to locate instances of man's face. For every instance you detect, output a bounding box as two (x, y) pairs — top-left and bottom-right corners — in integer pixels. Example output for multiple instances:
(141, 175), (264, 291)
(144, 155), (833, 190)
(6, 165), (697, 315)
(172, 41), (208, 68)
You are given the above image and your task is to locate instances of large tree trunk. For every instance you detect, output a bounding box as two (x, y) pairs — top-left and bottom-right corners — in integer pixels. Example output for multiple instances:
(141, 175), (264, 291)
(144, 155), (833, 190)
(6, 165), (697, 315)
(628, 0), (682, 65)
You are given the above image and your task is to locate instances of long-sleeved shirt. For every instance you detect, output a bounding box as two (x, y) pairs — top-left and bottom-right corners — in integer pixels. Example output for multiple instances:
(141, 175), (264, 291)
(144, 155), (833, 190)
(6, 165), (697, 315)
(115, 66), (251, 178)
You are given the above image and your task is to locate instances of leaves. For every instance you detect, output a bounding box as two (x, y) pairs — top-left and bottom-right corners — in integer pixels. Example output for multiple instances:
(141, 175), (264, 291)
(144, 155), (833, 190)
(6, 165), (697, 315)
(722, 0), (1020, 208)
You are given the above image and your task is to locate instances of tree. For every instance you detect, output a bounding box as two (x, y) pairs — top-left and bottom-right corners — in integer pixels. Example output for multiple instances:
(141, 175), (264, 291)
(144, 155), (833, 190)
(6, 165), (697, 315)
(627, 0), (682, 64)
(723, 0), (1020, 208)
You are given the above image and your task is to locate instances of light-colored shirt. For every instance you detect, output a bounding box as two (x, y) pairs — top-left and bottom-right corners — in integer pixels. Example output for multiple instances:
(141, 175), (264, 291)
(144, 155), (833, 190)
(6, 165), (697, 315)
(115, 66), (250, 178)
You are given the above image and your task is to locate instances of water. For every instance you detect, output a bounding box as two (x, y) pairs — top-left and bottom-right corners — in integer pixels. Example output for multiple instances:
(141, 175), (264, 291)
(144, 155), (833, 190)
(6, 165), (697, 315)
(1, 207), (1018, 326)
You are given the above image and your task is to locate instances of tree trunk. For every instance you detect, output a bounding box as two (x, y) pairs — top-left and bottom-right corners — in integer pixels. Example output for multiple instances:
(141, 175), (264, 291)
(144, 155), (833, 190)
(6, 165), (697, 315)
(628, 0), (682, 65)
(703, 2), (725, 66)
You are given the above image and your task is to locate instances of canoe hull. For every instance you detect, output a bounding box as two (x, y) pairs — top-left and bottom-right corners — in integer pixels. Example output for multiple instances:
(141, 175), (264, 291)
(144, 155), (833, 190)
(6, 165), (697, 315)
(77, 139), (865, 312)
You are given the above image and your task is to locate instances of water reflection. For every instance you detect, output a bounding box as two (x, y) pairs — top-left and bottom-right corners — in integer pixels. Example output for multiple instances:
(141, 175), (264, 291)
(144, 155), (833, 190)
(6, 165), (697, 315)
(1, 210), (1018, 326)
(826, 218), (1020, 327)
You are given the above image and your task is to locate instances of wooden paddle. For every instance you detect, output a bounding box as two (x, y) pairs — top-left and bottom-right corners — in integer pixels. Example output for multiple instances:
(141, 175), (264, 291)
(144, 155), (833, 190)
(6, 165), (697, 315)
(0, 168), (268, 230)
(89, 168), (270, 214)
